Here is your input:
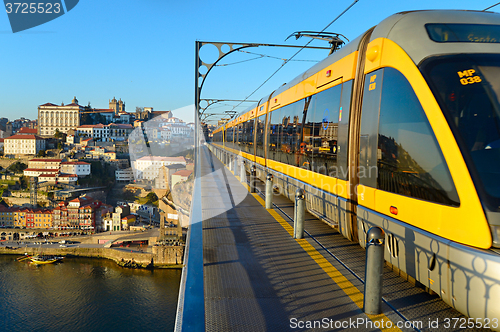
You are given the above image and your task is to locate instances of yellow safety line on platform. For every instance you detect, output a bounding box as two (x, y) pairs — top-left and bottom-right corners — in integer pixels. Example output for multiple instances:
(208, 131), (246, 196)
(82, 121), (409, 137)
(252, 193), (402, 332)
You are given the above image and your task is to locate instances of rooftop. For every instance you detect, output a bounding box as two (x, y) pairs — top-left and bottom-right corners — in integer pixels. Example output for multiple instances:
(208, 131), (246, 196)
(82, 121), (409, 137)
(136, 156), (186, 162)
(173, 169), (193, 177)
(29, 158), (62, 162)
(6, 134), (44, 140)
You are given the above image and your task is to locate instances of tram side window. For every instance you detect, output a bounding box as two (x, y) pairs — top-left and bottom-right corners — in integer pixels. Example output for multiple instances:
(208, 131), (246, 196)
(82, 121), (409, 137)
(377, 67), (459, 206)
(255, 114), (266, 158)
(308, 84), (342, 175)
(226, 126), (233, 149)
(278, 100), (305, 166)
(337, 80), (353, 180)
(237, 123), (243, 150)
(242, 119), (254, 154)
(214, 131), (221, 143)
(359, 69), (384, 188)
(268, 108), (283, 162)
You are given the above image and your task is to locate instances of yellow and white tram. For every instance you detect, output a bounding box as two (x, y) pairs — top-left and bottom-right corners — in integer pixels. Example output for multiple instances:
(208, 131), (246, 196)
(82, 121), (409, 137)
(210, 10), (500, 326)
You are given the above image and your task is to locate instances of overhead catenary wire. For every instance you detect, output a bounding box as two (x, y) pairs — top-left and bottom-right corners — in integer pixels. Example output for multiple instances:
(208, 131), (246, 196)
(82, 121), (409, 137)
(216, 50), (319, 67)
(483, 2), (500, 11)
(229, 0), (360, 114)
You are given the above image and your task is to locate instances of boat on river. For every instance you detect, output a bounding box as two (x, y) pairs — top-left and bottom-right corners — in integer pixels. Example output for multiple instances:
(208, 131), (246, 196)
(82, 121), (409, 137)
(29, 255), (64, 265)
(17, 253), (64, 264)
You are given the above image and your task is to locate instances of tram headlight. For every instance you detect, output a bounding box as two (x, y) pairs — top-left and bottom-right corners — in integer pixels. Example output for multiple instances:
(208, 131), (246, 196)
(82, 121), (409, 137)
(490, 225), (500, 248)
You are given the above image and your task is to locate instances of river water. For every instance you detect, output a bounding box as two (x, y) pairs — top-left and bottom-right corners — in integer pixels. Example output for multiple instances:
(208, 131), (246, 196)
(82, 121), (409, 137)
(0, 255), (181, 332)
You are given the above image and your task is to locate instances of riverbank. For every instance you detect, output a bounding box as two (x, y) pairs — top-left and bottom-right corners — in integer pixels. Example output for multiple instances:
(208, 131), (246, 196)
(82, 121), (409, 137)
(0, 245), (184, 269)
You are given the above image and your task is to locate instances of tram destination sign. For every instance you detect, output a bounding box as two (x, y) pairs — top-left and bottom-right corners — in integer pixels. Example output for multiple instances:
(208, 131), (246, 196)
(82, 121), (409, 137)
(426, 23), (500, 43)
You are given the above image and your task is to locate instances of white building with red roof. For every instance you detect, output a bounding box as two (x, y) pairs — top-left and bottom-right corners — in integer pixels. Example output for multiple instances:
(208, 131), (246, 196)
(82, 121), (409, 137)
(28, 158), (62, 169)
(17, 127), (38, 135)
(171, 169), (193, 188)
(24, 168), (59, 177)
(76, 124), (110, 141)
(38, 97), (83, 137)
(133, 156), (187, 181)
(60, 161), (91, 176)
(4, 134), (45, 156)
(76, 123), (133, 142)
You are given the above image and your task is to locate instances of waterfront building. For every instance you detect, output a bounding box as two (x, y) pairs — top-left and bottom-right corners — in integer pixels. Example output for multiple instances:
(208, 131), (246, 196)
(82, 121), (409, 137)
(14, 208), (29, 228)
(102, 204), (131, 231)
(121, 215), (136, 230)
(0, 206), (14, 227)
(38, 97), (83, 137)
(26, 209), (52, 229)
(4, 134), (46, 156)
(52, 196), (102, 230)
(95, 204), (113, 232)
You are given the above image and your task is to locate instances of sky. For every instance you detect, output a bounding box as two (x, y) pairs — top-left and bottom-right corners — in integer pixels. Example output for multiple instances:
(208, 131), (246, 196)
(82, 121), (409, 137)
(0, 0), (497, 124)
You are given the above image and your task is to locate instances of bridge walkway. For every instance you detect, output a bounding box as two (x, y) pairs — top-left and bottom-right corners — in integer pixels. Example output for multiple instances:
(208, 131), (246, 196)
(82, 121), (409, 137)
(177, 146), (483, 332)
(200, 148), (405, 331)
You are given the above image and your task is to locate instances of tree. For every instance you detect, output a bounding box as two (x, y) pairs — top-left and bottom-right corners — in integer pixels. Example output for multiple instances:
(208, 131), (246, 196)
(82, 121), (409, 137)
(54, 129), (63, 139)
(146, 192), (158, 203)
(57, 142), (63, 150)
(122, 190), (137, 202)
(19, 176), (28, 190)
(37, 150), (46, 157)
(8, 162), (27, 173)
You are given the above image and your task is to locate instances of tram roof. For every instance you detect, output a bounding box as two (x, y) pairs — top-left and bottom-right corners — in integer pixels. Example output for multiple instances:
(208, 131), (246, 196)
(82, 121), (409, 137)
(371, 10), (500, 65)
(227, 10), (500, 130)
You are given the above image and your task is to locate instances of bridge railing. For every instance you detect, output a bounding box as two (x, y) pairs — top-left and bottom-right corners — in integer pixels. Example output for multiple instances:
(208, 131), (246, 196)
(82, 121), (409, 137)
(174, 142), (205, 331)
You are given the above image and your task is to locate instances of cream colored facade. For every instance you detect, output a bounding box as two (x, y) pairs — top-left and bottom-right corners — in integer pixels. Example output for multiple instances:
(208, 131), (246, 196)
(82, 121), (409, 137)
(4, 135), (46, 155)
(38, 97), (83, 137)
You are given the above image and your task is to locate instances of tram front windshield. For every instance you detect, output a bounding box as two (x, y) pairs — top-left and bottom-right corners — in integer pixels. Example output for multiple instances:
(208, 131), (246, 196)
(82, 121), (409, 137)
(421, 54), (500, 208)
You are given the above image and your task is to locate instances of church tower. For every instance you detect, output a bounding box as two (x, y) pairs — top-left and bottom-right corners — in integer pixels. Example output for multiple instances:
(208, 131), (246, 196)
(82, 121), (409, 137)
(109, 97), (125, 115)
(109, 97), (118, 115)
(118, 98), (125, 113)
